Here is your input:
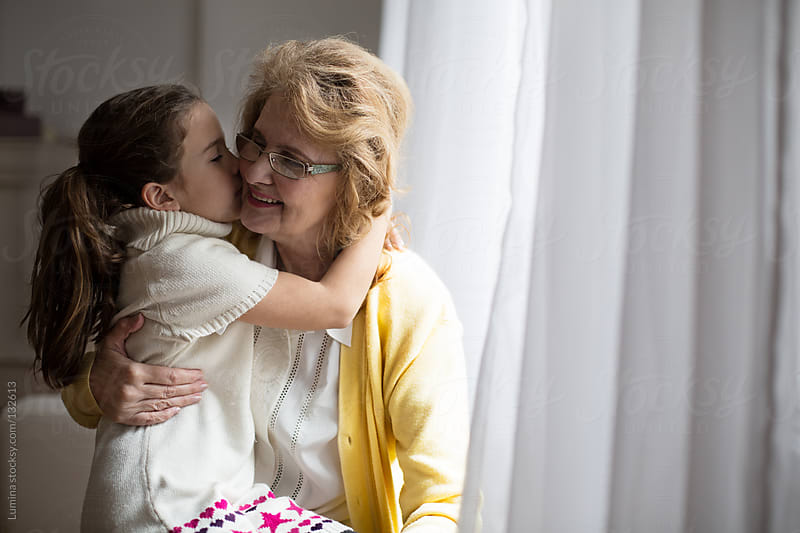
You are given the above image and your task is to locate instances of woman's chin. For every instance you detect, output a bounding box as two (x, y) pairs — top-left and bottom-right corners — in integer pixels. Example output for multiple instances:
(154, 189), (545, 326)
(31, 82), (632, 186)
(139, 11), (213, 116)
(240, 209), (277, 236)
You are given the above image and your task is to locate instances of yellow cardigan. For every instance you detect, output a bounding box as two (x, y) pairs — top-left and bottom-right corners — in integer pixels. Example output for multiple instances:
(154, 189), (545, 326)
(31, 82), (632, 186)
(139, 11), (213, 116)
(62, 226), (469, 533)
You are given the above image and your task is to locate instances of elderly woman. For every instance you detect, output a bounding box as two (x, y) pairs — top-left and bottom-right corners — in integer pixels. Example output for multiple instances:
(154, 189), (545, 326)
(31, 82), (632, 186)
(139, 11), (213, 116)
(64, 38), (469, 533)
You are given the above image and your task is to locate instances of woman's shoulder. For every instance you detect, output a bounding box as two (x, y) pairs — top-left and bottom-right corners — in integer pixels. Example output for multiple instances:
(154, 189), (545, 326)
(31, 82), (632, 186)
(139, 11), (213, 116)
(227, 222), (261, 259)
(368, 250), (465, 376)
(379, 249), (445, 287)
(374, 250), (457, 315)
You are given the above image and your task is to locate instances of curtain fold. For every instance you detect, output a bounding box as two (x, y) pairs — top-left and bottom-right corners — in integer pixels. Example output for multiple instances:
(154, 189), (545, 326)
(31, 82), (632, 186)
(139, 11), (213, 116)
(508, 0), (641, 530)
(769, 0), (800, 531)
(607, 0), (703, 528)
(381, 1), (527, 402)
(380, 0), (800, 531)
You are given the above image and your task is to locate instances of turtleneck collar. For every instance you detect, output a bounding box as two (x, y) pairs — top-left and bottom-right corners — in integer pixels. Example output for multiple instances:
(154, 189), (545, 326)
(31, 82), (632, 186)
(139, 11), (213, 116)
(110, 207), (232, 251)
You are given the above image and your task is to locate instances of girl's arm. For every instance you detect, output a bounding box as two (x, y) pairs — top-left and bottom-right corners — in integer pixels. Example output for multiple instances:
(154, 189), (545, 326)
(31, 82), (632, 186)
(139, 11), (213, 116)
(238, 215), (389, 330)
(62, 218), (401, 429)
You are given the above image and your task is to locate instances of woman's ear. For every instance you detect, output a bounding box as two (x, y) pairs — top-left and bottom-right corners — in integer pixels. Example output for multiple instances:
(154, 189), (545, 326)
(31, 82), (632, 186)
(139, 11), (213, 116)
(141, 182), (181, 211)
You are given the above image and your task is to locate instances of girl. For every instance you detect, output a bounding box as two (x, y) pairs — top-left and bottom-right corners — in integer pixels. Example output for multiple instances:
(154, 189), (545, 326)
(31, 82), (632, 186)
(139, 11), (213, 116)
(24, 85), (381, 532)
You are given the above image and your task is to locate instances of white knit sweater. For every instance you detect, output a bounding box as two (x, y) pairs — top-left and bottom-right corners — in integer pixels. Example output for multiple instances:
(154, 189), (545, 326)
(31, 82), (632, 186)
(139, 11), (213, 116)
(81, 208), (277, 532)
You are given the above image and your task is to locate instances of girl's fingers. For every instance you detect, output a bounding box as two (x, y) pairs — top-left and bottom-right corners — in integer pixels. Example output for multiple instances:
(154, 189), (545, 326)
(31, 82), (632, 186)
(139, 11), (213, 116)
(383, 226), (405, 251)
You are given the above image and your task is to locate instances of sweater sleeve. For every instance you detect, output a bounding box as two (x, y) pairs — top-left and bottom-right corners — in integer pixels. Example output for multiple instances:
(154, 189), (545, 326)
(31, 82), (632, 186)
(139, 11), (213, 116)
(118, 234), (278, 340)
(60, 234), (265, 428)
(381, 255), (470, 531)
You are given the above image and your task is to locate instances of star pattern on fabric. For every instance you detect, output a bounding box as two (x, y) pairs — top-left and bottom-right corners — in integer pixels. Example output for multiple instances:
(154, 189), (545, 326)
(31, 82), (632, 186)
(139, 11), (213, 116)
(259, 511), (292, 533)
(286, 500), (304, 516)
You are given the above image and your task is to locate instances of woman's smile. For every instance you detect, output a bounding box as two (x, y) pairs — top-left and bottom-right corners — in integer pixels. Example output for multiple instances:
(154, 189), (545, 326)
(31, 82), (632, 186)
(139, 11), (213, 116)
(239, 94), (338, 248)
(245, 184), (283, 208)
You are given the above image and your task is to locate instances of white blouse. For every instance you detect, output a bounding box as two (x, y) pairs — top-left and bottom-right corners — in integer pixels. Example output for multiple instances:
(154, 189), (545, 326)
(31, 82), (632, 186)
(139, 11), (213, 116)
(250, 237), (348, 514)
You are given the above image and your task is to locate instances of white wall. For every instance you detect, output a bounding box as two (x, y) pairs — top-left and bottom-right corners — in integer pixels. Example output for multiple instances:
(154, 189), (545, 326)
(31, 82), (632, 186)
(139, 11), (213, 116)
(0, 1), (382, 367)
(0, 0), (382, 141)
(0, 2), (383, 526)
(0, 0), (197, 139)
(198, 0), (382, 139)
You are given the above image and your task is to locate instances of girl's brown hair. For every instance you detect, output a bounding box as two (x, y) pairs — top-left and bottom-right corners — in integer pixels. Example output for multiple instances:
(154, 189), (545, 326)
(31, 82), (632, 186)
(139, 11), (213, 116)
(24, 84), (201, 388)
(239, 37), (412, 261)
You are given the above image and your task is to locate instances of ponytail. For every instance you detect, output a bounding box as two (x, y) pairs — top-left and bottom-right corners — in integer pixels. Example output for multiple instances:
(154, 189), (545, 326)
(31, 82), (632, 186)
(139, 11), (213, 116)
(24, 166), (126, 388)
(22, 84), (201, 389)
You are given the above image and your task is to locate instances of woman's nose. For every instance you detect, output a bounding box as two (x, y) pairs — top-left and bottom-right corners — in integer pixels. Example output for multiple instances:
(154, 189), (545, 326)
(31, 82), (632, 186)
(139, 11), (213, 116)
(240, 156), (275, 185)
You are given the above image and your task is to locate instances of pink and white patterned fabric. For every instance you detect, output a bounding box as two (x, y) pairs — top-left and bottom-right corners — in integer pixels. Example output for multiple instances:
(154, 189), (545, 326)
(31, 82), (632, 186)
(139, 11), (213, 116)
(171, 489), (355, 533)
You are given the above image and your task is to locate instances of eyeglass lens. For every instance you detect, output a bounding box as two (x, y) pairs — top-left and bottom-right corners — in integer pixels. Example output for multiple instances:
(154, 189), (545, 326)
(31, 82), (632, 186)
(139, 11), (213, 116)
(236, 134), (305, 179)
(269, 153), (305, 179)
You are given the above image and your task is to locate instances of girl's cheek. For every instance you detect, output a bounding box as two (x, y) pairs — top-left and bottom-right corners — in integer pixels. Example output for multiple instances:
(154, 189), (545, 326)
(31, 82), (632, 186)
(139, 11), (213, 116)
(226, 151), (238, 172)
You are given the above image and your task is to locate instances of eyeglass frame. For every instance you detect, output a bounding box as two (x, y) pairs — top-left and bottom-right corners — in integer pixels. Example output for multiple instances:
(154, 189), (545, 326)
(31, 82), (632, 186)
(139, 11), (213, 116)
(235, 132), (341, 180)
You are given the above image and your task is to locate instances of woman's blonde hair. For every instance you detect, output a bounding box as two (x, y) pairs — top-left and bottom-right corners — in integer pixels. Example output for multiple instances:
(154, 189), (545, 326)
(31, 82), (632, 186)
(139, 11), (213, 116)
(239, 37), (412, 260)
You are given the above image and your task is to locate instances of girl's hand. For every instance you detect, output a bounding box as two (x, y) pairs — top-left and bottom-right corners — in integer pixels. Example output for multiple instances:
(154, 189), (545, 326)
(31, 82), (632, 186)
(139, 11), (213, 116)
(383, 222), (406, 251)
(89, 314), (207, 426)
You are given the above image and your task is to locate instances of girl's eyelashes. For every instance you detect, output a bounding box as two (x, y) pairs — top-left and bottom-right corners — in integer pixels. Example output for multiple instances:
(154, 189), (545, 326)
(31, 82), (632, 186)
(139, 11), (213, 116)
(210, 144), (235, 164)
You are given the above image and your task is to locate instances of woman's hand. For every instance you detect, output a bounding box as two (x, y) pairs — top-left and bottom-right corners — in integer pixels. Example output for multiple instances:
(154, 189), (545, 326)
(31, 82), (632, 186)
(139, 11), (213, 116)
(89, 314), (208, 426)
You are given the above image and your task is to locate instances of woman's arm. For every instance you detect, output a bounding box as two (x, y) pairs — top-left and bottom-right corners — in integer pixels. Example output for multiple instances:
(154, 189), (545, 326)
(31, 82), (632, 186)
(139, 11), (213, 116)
(63, 221), (403, 428)
(62, 314), (209, 427)
(389, 307), (469, 532)
(239, 215), (389, 330)
(339, 253), (468, 533)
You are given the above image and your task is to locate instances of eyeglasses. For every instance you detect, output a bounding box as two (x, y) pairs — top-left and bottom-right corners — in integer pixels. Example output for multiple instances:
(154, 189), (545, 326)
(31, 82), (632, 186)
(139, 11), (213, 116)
(235, 133), (341, 180)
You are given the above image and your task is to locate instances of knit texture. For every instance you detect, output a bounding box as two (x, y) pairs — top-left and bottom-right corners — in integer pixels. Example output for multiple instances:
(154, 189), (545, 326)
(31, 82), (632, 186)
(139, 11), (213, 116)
(110, 208), (278, 342)
(82, 208), (278, 531)
(63, 229), (469, 533)
(337, 250), (469, 533)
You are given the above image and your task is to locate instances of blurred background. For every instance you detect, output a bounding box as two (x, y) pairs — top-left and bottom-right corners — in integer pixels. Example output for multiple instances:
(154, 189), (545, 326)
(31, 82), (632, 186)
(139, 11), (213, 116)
(0, 1), (387, 530)
(0, 0), (382, 372)
(1, 1), (510, 530)
(4, 1), (800, 532)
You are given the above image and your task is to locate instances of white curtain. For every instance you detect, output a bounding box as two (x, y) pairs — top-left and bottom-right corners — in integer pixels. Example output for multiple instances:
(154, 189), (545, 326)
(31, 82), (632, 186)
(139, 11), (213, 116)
(382, 0), (800, 532)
